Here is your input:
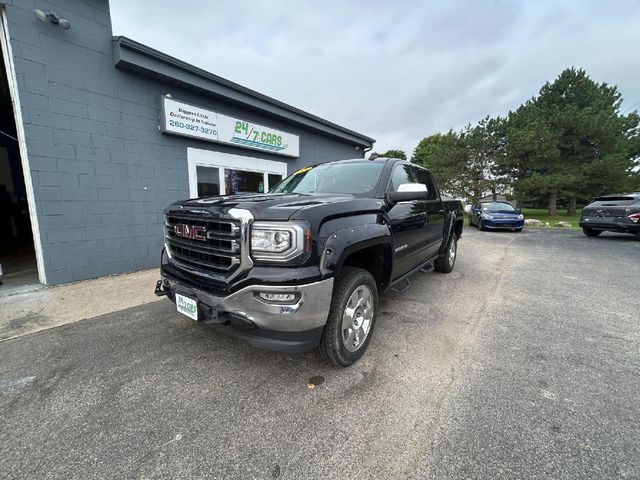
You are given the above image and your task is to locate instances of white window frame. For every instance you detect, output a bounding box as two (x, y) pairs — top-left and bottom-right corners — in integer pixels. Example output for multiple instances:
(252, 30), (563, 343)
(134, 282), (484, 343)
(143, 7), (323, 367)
(1, 8), (46, 284)
(187, 147), (287, 198)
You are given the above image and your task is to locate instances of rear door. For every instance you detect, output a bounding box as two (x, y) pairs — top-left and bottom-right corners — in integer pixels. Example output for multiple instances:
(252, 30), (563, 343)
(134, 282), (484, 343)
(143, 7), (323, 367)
(412, 166), (445, 257)
(386, 163), (430, 278)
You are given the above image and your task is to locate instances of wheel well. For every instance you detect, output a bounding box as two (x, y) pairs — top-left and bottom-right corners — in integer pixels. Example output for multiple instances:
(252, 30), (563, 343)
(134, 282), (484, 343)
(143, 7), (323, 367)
(340, 244), (391, 291)
(454, 219), (463, 239)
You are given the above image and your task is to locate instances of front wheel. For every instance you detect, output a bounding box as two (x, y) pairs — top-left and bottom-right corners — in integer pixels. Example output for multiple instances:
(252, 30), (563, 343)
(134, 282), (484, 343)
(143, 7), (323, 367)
(435, 235), (457, 273)
(582, 228), (601, 237)
(478, 219), (485, 231)
(317, 267), (378, 367)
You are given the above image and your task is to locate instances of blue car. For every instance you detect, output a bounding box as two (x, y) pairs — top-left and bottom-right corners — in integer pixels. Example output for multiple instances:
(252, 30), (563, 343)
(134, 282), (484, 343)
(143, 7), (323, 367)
(469, 201), (524, 231)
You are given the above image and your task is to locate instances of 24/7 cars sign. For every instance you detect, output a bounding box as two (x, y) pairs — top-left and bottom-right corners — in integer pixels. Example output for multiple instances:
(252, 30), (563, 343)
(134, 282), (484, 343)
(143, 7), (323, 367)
(160, 97), (299, 157)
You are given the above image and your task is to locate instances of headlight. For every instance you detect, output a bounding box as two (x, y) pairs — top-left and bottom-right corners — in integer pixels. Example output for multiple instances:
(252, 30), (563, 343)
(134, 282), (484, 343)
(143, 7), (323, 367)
(518, 214), (524, 220)
(250, 221), (309, 262)
(482, 213), (493, 220)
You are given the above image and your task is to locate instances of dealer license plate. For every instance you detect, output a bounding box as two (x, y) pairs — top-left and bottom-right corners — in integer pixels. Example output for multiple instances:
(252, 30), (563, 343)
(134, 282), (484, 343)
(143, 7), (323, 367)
(176, 293), (198, 321)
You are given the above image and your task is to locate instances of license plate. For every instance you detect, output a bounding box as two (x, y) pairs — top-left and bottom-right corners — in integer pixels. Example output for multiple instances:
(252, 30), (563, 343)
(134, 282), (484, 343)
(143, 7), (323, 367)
(176, 293), (198, 321)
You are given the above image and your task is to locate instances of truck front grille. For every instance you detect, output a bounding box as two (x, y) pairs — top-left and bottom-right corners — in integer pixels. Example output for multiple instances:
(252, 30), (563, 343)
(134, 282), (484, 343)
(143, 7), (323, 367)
(165, 214), (242, 277)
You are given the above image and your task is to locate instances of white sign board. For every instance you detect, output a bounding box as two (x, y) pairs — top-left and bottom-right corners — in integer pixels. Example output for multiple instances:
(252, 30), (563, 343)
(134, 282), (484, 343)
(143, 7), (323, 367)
(161, 97), (299, 157)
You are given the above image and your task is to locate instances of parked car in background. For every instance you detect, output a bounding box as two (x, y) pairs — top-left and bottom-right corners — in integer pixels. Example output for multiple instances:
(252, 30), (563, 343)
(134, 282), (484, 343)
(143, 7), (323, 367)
(469, 201), (524, 232)
(579, 193), (640, 239)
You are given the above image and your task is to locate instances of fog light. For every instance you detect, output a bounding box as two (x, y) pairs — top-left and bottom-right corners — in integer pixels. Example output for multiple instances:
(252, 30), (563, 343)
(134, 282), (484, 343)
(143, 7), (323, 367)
(259, 292), (296, 302)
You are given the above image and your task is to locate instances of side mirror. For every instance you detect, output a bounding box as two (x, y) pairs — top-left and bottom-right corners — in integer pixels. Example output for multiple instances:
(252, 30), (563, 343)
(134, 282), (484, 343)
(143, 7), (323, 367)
(386, 183), (428, 204)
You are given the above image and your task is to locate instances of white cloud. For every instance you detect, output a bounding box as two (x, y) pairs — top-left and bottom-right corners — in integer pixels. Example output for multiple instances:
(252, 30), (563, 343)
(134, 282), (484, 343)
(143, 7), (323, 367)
(110, 0), (640, 157)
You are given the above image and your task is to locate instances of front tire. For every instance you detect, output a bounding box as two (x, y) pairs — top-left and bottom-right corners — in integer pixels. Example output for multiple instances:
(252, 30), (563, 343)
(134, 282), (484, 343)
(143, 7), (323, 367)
(478, 219), (485, 231)
(583, 228), (601, 237)
(317, 267), (378, 367)
(435, 235), (457, 273)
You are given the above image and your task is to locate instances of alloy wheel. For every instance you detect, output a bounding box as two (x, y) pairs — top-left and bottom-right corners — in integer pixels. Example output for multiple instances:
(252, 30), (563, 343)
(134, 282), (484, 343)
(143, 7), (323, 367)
(341, 285), (374, 352)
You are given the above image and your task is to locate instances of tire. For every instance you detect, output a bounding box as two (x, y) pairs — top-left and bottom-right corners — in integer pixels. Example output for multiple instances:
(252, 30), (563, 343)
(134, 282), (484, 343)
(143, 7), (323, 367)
(635, 232), (640, 241)
(478, 219), (485, 231)
(317, 267), (378, 367)
(435, 234), (457, 273)
(583, 228), (601, 237)
(515, 227), (523, 232)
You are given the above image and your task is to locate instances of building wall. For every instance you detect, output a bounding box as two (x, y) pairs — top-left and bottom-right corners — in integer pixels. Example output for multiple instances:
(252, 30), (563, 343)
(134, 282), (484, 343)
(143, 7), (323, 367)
(4, 0), (364, 284)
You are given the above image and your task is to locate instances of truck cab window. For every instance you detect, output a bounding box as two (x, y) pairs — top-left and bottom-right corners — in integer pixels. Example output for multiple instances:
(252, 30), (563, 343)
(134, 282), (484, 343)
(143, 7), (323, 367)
(411, 166), (438, 200)
(389, 164), (415, 192)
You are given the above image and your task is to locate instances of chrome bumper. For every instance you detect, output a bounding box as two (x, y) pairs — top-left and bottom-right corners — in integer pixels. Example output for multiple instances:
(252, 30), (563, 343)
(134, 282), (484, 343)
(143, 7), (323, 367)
(162, 276), (334, 332)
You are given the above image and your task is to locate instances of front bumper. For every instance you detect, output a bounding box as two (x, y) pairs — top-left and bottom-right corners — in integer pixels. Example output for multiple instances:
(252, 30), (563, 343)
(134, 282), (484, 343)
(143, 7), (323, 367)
(157, 273), (334, 352)
(482, 219), (524, 229)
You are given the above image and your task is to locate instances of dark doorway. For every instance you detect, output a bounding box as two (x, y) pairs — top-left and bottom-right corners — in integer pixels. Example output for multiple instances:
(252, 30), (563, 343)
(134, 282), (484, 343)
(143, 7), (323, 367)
(0, 27), (39, 293)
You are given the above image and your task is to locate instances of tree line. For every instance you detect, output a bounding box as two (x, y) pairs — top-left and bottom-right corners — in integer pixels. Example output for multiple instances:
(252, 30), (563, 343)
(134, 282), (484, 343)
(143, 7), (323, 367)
(373, 68), (640, 215)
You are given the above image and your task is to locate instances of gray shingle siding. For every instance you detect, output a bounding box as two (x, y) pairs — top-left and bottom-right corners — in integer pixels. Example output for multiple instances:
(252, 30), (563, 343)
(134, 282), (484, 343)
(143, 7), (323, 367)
(5, 0), (371, 285)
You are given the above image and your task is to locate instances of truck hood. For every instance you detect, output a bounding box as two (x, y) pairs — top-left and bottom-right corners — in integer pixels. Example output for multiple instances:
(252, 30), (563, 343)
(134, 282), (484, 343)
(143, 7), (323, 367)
(168, 193), (383, 221)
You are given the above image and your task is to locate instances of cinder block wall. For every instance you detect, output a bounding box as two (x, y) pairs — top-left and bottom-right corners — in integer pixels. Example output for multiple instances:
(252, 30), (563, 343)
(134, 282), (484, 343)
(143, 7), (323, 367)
(4, 0), (362, 284)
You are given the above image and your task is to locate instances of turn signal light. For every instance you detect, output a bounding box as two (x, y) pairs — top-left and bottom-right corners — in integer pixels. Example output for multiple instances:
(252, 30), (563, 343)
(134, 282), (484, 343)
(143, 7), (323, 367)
(628, 213), (640, 223)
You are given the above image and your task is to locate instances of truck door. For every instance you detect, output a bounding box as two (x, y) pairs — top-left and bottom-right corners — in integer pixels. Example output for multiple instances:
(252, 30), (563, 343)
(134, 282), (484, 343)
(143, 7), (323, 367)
(386, 163), (430, 279)
(412, 166), (445, 258)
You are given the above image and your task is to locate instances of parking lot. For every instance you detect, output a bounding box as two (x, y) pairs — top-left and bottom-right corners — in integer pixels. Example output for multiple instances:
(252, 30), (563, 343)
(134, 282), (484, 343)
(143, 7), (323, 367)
(1, 229), (639, 479)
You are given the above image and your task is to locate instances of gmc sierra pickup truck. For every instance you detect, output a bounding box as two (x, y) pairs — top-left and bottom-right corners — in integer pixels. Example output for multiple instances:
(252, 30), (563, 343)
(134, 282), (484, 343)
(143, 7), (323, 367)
(155, 158), (464, 366)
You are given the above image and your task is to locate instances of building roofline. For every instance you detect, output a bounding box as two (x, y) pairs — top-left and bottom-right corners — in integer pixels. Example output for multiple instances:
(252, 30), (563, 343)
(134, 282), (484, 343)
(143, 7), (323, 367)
(112, 36), (375, 148)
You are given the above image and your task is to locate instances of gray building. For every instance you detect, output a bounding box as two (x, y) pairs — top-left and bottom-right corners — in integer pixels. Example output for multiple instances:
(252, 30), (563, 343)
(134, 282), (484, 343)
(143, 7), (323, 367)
(0, 0), (374, 287)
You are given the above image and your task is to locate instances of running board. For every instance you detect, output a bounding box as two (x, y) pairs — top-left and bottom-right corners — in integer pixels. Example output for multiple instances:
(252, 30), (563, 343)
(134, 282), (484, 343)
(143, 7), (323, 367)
(388, 257), (436, 295)
(390, 277), (411, 294)
(421, 263), (434, 274)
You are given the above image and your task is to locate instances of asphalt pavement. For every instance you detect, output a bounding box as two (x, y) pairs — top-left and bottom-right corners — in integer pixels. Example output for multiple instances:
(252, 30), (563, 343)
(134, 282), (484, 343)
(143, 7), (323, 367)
(1, 228), (639, 479)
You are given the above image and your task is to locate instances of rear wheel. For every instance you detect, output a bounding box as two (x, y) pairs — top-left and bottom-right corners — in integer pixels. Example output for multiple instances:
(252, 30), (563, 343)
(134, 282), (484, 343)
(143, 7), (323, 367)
(317, 267), (378, 367)
(583, 228), (601, 237)
(435, 235), (457, 273)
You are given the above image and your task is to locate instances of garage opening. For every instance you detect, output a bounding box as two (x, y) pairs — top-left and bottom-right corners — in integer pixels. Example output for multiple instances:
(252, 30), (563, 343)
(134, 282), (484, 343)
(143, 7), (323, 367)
(0, 10), (40, 293)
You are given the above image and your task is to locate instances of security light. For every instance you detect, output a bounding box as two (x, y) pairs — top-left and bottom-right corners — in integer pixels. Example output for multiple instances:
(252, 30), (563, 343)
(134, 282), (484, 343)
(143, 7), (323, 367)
(33, 9), (71, 30)
(33, 9), (47, 22)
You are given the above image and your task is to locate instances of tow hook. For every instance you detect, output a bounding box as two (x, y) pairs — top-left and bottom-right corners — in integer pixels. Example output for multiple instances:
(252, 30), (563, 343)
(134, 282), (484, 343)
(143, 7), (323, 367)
(154, 279), (169, 297)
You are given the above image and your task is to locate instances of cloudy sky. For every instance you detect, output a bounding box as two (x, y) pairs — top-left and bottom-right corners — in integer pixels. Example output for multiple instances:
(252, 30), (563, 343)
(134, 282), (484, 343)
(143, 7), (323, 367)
(110, 0), (640, 156)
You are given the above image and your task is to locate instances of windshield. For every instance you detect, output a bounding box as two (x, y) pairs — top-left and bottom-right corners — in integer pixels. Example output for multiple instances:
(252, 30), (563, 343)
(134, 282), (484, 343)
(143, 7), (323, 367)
(482, 202), (517, 213)
(270, 162), (384, 195)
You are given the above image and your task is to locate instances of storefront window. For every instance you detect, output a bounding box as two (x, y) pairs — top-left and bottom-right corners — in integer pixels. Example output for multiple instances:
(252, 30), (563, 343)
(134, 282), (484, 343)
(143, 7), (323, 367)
(268, 174), (283, 191)
(196, 166), (220, 197)
(225, 169), (264, 194)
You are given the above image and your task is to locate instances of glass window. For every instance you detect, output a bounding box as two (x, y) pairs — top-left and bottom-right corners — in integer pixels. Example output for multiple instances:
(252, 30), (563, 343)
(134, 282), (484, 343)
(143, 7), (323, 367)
(411, 166), (438, 200)
(389, 164), (414, 192)
(225, 169), (264, 194)
(268, 174), (283, 192)
(271, 161), (384, 196)
(196, 166), (220, 197)
(481, 202), (517, 212)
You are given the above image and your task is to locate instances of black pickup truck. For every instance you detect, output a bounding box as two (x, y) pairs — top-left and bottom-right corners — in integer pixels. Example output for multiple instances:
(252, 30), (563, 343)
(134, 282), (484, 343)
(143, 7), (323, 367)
(155, 158), (464, 366)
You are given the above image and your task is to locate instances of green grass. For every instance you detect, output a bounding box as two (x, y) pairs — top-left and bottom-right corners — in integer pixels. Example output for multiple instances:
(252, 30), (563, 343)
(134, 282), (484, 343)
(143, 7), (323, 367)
(521, 208), (581, 229)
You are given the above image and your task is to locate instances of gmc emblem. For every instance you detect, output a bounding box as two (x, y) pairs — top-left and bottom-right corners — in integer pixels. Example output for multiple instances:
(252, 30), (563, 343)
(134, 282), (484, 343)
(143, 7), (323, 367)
(174, 224), (207, 241)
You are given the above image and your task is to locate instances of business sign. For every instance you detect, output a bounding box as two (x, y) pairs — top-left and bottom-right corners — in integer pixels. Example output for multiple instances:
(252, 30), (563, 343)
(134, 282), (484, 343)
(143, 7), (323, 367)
(160, 97), (299, 157)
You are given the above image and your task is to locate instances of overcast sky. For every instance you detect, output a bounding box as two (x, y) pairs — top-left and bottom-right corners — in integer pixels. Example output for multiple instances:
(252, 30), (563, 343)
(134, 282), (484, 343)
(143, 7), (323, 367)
(110, 0), (640, 156)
